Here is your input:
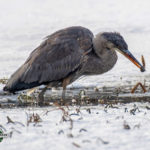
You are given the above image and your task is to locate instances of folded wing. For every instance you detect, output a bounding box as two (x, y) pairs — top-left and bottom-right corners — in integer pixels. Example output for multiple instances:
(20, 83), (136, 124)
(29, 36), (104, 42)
(4, 38), (83, 92)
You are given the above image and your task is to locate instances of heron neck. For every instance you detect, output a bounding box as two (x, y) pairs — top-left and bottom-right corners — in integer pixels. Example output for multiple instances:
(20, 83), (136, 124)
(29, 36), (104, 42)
(99, 48), (118, 73)
(92, 35), (118, 73)
(81, 49), (117, 76)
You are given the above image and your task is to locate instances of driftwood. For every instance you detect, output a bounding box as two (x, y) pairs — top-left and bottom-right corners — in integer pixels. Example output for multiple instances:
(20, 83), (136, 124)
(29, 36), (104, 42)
(0, 83), (150, 107)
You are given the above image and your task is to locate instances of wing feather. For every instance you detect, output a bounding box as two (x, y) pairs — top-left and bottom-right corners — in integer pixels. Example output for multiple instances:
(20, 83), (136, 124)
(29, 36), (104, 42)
(4, 26), (93, 92)
(21, 38), (83, 84)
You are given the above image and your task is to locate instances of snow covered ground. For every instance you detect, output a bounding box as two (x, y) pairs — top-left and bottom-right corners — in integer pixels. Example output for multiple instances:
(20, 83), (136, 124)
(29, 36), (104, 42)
(0, 103), (150, 150)
(0, 0), (150, 149)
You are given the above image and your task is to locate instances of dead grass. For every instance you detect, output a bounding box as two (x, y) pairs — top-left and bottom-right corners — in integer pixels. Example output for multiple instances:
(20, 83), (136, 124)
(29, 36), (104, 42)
(54, 102), (73, 130)
(0, 78), (8, 84)
(26, 113), (42, 126)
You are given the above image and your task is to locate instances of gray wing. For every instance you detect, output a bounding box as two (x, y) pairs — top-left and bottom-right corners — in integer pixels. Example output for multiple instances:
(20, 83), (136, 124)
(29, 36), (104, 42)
(4, 26), (93, 92)
(20, 38), (83, 84)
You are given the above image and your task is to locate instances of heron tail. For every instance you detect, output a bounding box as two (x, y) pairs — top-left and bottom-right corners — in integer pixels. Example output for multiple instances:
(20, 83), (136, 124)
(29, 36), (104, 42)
(3, 64), (41, 93)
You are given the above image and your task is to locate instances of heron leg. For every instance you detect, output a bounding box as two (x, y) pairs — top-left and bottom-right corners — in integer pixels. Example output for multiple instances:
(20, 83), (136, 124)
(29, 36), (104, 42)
(61, 87), (66, 105)
(27, 87), (37, 96)
(61, 77), (70, 105)
(38, 86), (48, 105)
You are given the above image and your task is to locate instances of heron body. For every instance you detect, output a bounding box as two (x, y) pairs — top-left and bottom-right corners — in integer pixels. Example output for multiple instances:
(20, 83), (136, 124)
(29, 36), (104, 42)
(3, 26), (145, 102)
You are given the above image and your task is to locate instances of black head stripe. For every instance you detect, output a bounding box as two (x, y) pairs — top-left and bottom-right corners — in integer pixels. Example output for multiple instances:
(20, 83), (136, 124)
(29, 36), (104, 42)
(102, 32), (128, 50)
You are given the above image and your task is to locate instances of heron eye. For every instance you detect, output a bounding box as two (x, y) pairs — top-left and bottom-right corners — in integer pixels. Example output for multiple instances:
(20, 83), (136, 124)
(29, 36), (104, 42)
(115, 43), (119, 47)
(117, 45), (122, 50)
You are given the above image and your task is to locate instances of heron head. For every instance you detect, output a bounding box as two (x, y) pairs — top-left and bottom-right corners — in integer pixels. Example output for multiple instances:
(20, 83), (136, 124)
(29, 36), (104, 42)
(101, 32), (145, 72)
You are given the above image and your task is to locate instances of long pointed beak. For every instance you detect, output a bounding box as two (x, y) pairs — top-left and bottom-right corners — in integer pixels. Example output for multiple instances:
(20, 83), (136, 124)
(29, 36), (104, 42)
(118, 49), (145, 72)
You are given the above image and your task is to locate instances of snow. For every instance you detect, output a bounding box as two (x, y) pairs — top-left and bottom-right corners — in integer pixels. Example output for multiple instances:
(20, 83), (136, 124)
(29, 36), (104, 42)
(0, 0), (150, 149)
(0, 103), (150, 150)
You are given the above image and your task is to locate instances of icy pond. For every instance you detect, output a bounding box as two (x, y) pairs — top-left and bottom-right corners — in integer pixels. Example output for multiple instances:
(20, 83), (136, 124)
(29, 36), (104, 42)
(0, 0), (150, 149)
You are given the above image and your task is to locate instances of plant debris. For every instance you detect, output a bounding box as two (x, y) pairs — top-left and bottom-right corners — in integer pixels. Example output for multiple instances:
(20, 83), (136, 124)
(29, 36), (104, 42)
(67, 133), (74, 138)
(0, 78), (8, 84)
(54, 103), (73, 130)
(72, 142), (81, 148)
(131, 55), (146, 94)
(131, 82), (147, 93)
(145, 106), (150, 110)
(7, 116), (25, 127)
(123, 121), (131, 130)
(141, 55), (145, 68)
(7, 116), (15, 124)
(105, 103), (119, 109)
(79, 128), (87, 133)
(97, 137), (109, 144)
(130, 106), (140, 115)
(26, 113), (42, 126)
(86, 108), (91, 114)
(58, 130), (64, 135)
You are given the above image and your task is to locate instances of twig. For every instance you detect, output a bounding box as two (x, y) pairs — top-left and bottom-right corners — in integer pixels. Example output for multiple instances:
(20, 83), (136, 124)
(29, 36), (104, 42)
(123, 121), (131, 130)
(7, 116), (25, 126)
(141, 55), (145, 68)
(26, 113), (42, 126)
(131, 82), (147, 93)
(97, 137), (109, 144)
(54, 102), (73, 130)
(7, 116), (15, 124)
(72, 142), (81, 148)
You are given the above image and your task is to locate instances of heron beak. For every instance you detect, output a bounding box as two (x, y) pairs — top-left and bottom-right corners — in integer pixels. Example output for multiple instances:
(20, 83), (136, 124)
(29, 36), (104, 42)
(118, 49), (145, 72)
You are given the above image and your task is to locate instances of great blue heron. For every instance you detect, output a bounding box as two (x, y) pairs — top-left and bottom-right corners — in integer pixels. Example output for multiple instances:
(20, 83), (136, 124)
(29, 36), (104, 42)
(3, 26), (145, 104)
